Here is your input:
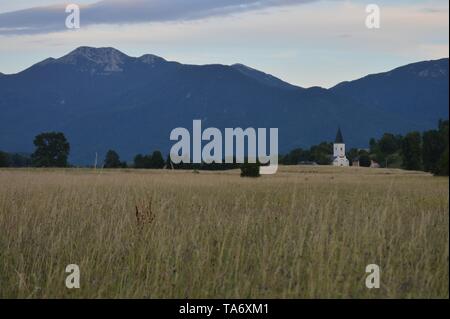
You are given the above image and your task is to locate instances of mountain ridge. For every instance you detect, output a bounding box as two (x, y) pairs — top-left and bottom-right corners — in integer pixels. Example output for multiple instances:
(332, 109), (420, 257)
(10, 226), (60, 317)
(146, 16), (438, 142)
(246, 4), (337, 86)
(332, 58), (449, 89)
(3, 46), (447, 87)
(331, 57), (449, 127)
(0, 47), (447, 164)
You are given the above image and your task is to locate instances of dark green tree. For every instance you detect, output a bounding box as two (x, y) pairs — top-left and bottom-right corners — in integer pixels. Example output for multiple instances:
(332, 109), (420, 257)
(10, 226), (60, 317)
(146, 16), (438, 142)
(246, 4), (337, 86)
(149, 150), (165, 169)
(10, 153), (32, 167)
(347, 148), (359, 165)
(309, 142), (333, 165)
(104, 150), (123, 168)
(134, 151), (165, 169)
(422, 130), (445, 173)
(369, 138), (378, 154)
(368, 133), (402, 168)
(281, 148), (309, 165)
(435, 147), (449, 176)
(31, 132), (70, 167)
(379, 133), (400, 155)
(401, 131), (422, 171)
(134, 154), (148, 169)
(0, 151), (10, 167)
(434, 120), (449, 176)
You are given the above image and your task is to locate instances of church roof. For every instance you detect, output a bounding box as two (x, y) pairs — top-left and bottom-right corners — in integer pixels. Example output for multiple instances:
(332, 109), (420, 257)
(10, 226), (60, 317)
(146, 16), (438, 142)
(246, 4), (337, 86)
(335, 127), (344, 143)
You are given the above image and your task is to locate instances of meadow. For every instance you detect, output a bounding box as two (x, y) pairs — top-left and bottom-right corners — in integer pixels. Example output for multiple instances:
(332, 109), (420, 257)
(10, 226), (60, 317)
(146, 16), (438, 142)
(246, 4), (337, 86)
(0, 166), (448, 298)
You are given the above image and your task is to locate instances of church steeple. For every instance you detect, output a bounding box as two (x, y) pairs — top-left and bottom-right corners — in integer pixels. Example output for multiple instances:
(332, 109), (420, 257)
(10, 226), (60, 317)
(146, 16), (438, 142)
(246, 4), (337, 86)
(335, 127), (344, 144)
(332, 126), (349, 166)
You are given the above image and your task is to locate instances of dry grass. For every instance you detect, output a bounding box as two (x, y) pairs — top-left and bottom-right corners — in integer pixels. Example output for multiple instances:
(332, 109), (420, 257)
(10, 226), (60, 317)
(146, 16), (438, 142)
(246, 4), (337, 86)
(0, 166), (448, 298)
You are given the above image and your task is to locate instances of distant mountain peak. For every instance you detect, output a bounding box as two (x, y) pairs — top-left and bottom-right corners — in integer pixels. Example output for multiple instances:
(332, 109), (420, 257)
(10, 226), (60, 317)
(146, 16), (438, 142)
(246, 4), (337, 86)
(65, 46), (129, 59)
(58, 46), (131, 72)
(138, 54), (166, 65)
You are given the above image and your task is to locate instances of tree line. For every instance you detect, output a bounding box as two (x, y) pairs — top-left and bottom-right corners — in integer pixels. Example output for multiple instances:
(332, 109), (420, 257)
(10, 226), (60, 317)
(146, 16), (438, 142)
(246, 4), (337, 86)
(358, 119), (448, 175)
(0, 132), (246, 172)
(279, 120), (448, 176)
(0, 120), (448, 176)
(279, 142), (333, 165)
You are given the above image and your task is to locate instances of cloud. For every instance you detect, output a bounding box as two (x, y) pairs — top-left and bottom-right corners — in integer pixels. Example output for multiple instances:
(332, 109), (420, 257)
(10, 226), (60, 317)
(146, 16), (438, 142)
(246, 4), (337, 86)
(0, 0), (318, 35)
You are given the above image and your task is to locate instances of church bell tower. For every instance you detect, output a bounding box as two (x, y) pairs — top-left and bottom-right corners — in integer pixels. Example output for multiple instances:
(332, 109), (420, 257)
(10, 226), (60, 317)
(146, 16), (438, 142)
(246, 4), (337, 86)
(332, 127), (349, 167)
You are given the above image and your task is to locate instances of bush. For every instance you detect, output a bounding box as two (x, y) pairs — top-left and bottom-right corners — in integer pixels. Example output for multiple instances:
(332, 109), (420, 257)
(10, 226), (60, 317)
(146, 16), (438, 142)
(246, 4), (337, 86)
(240, 162), (260, 177)
(359, 152), (371, 167)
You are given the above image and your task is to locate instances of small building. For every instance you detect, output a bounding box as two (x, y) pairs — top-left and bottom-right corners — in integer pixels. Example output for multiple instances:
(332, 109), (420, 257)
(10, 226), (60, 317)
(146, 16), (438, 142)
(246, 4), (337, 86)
(370, 160), (380, 168)
(332, 127), (349, 167)
(351, 158), (380, 168)
(298, 161), (318, 165)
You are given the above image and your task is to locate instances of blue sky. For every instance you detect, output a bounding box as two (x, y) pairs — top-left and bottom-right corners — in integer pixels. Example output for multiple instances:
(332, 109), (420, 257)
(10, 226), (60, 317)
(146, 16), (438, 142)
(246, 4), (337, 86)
(0, 0), (448, 88)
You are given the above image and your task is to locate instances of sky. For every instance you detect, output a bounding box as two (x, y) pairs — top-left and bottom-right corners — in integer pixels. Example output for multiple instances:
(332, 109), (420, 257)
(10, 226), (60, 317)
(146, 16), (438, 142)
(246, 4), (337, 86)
(0, 0), (448, 88)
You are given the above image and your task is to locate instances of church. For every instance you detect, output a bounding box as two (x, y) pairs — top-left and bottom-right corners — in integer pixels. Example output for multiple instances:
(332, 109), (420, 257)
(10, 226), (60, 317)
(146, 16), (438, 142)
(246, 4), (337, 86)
(332, 127), (349, 167)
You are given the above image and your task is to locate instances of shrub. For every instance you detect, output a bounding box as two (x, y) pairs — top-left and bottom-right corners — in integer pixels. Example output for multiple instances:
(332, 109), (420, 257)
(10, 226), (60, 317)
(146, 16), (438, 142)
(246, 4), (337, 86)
(359, 152), (371, 167)
(240, 162), (260, 177)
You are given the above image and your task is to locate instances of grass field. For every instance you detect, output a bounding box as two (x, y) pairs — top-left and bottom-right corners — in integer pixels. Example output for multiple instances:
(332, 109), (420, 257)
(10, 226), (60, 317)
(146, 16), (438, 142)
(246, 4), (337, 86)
(0, 166), (448, 298)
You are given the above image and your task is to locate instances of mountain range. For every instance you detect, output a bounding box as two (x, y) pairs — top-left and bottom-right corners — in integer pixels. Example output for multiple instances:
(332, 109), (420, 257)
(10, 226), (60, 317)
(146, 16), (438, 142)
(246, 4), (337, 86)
(0, 47), (448, 164)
